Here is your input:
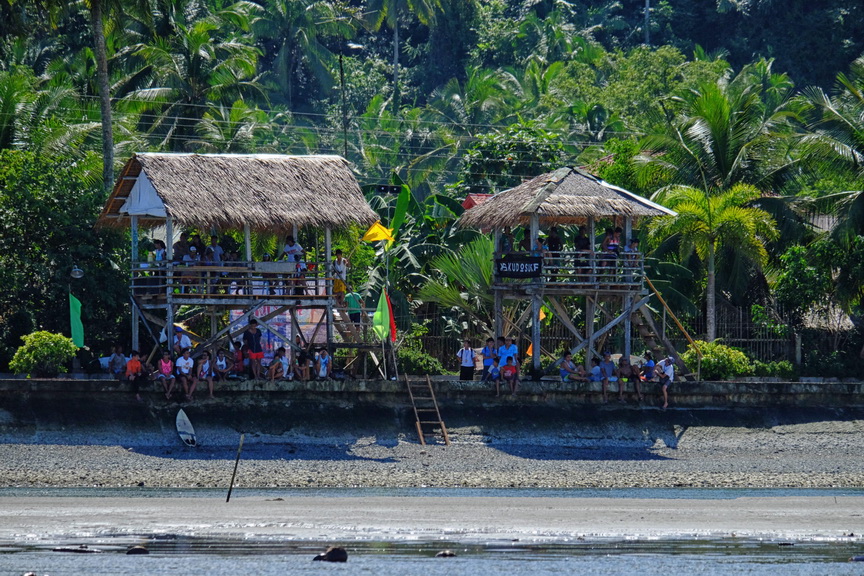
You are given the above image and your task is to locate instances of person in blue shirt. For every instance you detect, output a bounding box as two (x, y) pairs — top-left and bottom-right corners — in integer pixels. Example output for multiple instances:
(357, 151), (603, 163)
(559, 352), (587, 382)
(480, 338), (497, 380)
(641, 351), (656, 381)
(484, 357), (502, 397)
(599, 351), (620, 404)
(497, 336), (518, 368)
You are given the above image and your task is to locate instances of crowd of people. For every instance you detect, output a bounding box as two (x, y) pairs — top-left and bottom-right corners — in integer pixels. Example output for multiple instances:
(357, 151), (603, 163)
(454, 337), (677, 408)
(498, 225), (642, 282)
(107, 320), (338, 403)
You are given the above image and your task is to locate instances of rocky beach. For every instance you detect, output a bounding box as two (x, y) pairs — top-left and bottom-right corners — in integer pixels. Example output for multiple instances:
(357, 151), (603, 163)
(1, 405), (862, 490)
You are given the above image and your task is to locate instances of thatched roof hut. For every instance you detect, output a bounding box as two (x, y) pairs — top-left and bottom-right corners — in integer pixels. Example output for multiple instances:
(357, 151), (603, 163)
(457, 166), (675, 229)
(96, 153), (378, 232)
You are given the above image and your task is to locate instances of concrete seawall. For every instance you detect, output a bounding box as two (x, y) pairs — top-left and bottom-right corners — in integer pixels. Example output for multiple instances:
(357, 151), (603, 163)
(1, 377), (862, 445)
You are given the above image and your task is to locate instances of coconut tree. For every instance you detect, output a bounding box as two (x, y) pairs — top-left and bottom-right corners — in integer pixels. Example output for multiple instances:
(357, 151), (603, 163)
(637, 59), (801, 195)
(364, 0), (443, 109)
(648, 184), (779, 341)
(802, 56), (864, 243)
(127, 8), (264, 150)
(253, 0), (355, 107)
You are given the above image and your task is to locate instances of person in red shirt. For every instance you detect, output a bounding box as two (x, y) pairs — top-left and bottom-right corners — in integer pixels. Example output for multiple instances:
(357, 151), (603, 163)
(501, 356), (520, 396)
(125, 350), (147, 402)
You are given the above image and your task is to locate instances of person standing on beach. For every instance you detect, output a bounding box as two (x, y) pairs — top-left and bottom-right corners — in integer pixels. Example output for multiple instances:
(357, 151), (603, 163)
(658, 356), (675, 409)
(457, 339), (476, 381)
(243, 318), (264, 380)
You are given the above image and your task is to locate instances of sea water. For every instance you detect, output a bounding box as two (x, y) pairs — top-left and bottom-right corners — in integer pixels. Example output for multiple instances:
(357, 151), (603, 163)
(2, 488), (863, 576)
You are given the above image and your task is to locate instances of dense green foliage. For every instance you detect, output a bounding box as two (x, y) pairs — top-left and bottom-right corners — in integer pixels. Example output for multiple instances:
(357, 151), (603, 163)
(9, 331), (79, 377)
(682, 340), (752, 381)
(1, 0), (864, 373)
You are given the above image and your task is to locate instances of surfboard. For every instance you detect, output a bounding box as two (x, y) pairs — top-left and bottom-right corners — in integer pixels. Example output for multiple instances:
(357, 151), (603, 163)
(175, 408), (197, 447)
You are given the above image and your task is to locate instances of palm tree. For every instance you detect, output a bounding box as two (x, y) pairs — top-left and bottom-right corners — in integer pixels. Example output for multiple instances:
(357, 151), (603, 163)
(127, 8), (263, 150)
(648, 184), (779, 341)
(364, 0), (443, 109)
(802, 56), (864, 243)
(637, 59), (800, 195)
(253, 0), (355, 107)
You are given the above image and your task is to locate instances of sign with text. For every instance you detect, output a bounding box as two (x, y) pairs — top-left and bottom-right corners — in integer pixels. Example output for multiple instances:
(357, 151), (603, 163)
(496, 254), (543, 278)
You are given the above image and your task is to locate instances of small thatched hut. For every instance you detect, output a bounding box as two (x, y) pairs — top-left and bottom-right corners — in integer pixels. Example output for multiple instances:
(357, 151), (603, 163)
(456, 166), (673, 229)
(97, 152), (377, 232)
(97, 152), (378, 355)
(457, 166), (678, 373)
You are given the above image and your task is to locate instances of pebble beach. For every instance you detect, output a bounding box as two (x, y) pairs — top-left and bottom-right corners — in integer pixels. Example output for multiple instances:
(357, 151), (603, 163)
(1, 415), (862, 489)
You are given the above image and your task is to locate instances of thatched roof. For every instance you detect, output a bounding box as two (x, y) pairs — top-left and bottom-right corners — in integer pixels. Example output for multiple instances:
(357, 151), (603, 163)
(457, 166), (675, 229)
(96, 153), (378, 231)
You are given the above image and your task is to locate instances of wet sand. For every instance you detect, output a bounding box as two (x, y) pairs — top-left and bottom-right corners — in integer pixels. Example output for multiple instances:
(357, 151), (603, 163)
(1, 495), (863, 542)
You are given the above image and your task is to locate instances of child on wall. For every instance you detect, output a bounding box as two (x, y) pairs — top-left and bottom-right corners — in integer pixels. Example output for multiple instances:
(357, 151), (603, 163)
(155, 350), (176, 400)
(501, 356), (520, 396)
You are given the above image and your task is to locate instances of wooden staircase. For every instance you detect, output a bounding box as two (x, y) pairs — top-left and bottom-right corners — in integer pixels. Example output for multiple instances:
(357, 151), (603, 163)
(405, 375), (450, 446)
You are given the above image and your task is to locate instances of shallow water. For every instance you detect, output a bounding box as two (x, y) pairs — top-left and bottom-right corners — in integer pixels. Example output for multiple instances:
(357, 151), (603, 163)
(3, 537), (863, 576)
(2, 488), (864, 575)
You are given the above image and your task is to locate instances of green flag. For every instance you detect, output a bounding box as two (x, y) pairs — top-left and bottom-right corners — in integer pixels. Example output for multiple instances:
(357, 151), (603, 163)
(69, 292), (84, 347)
(371, 290), (390, 341)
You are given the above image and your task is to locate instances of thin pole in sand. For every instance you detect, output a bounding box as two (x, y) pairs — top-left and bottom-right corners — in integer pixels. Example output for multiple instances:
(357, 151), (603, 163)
(226, 433), (245, 503)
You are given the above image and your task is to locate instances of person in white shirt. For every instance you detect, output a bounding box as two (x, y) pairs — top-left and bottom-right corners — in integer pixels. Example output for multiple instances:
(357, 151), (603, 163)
(456, 339), (476, 381)
(658, 356), (675, 409)
(282, 235), (303, 260)
(175, 348), (195, 400)
(173, 327), (192, 355)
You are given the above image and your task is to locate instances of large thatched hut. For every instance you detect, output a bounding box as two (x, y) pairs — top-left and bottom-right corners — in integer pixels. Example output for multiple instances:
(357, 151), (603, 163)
(98, 152), (378, 360)
(457, 166), (680, 375)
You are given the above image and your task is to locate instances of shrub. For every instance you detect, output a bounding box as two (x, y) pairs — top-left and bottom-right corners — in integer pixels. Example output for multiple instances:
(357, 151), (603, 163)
(397, 322), (448, 376)
(752, 359), (796, 379)
(682, 340), (752, 380)
(9, 331), (78, 377)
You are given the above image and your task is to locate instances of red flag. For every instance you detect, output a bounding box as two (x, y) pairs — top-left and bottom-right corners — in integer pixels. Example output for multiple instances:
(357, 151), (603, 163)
(385, 291), (397, 342)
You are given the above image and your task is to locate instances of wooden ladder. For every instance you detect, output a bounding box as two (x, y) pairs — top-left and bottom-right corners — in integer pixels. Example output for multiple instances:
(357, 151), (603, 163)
(405, 375), (450, 446)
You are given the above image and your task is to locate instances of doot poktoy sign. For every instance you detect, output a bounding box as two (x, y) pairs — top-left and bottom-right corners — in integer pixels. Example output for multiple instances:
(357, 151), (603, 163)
(495, 254), (543, 278)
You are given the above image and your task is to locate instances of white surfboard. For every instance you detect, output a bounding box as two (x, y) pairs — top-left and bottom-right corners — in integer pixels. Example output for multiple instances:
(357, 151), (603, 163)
(175, 408), (197, 447)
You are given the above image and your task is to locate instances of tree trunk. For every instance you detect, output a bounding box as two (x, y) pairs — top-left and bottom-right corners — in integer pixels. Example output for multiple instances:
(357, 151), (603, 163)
(90, 0), (114, 195)
(706, 246), (716, 342)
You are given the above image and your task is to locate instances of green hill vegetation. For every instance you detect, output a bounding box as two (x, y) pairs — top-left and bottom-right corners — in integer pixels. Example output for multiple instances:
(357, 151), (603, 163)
(0, 0), (862, 376)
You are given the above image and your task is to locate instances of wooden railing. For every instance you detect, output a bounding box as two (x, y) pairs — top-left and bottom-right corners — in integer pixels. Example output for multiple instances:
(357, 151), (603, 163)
(130, 260), (331, 299)
(494, 250), (645, 290)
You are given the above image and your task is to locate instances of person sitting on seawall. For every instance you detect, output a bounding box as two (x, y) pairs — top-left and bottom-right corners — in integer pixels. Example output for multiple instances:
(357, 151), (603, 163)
(315, 348), (332, 380)
(588, 357), (602, 384)
(214, 348), (232, 382)
(658, 356), (676, 410)
(617, 355), (643, 402)
(125, 350), (148, 402)
(483, 357), (502, 397)
(268, 347), (293, 382)
(108, 345), (126, 381)
(456, 339), (476, 381)
(599, 351), (621, 404)
(294, 341), (311, 382)
(641, 351), (656, 382)
(175, 347), (195, 399)
(195, 350), (215, 400)
(560, 352), (587, 382)
(154, 350), (176, 400)
(501, 356), (520, 396)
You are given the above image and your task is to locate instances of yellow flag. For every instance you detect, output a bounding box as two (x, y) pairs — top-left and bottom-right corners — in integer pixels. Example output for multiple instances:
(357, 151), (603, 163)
(362, 221), (395, 242)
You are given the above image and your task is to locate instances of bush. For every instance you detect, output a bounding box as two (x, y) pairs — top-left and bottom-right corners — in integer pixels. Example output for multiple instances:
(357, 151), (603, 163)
(397, 323), (448, 376)
(752, 359), (796, 379)
(9, 331), (78, 377)
(682, 340), (752, 380)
